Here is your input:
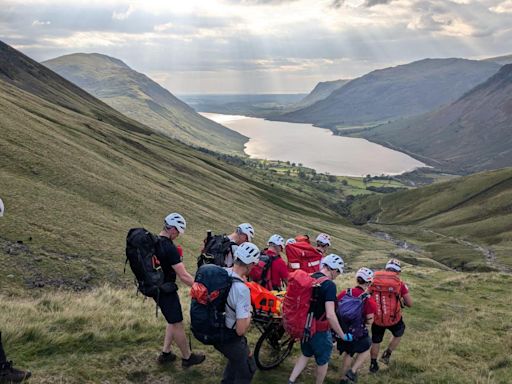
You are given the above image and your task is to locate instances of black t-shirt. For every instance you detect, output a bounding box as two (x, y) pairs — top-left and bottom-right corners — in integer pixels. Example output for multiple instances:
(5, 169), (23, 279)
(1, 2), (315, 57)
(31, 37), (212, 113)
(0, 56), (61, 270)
(310, 272), (337, 320)
(155, 236), (182, 283)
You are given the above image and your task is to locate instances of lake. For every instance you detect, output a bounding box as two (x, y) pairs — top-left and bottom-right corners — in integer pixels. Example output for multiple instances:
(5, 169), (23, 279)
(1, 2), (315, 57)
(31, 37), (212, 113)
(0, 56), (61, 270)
(203, 113), (426, 176)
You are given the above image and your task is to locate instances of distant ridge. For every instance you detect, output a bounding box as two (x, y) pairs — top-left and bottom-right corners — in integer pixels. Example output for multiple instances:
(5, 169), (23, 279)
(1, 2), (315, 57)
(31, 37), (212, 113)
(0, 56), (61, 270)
(359, 64), (512, 174)
(484, 54), (512, 65)
(287, 79), (350, 111)
(274, 58), (501, 127)
(43, 53), (247, 154)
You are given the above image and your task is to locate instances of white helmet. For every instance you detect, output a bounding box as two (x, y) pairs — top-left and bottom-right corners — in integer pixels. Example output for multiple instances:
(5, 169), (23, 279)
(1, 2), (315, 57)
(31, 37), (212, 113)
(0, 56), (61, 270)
(164, 213), (186, 234)
(268, 234), (284, 248)
(235, 242), (260, 265)
(356, 267), (374, 283)
(285, 238), (296, 246)
(386, 258), (402, 272)
(0, 198), (4, 217)
(237, 223), (255, 242)
(316, 233), (331, 246)
(321, 254), (344, 273)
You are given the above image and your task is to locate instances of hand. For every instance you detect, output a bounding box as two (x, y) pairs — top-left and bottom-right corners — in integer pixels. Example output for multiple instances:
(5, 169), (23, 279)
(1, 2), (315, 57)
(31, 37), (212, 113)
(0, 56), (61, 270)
(342, 333), (353, 342)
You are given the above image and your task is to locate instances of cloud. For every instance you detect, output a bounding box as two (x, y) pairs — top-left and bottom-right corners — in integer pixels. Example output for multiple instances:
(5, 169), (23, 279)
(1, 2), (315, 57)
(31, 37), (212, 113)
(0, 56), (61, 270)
(330, 0), (344, 8)
(364, 0), (393, 7)
(32, 20), (51, 26)
(112, 4), (134, 20)
(490, 0), (512, 13)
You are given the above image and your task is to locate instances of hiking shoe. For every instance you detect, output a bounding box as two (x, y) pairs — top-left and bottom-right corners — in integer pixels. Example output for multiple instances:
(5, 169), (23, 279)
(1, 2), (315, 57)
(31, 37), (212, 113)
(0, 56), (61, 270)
(380, 349), (392, 365)
(0, 361), (32, 383)
(181, 352), (205, 368)
(345, 369), (358, 383)
(369, 359), (379, 373)
(157, 351), (177, 365)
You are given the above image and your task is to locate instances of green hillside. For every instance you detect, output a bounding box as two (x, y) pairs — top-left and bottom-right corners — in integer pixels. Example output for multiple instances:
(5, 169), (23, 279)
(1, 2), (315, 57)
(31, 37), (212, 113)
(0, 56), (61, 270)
(275, 58), (500, 127)
(357, 64), (512, 174)
(0, 41), (388, 292)
(349, 168), (512, 271)
(42, 53), (247, 155)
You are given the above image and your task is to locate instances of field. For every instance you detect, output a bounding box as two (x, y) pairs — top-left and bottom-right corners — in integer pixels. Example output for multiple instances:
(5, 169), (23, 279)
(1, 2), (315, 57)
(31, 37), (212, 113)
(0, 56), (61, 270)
(2, 255), (512, 383)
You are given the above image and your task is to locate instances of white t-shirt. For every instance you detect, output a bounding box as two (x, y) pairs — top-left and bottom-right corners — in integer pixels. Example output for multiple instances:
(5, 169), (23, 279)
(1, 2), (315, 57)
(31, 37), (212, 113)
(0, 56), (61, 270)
(225, 269), (251, 329)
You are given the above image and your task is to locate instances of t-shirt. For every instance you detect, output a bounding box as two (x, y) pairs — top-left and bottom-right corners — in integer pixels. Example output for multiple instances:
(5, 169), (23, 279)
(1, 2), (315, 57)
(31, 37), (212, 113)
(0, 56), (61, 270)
(337, 286), (377, 317)
(225, 269), (251, 329)
(310, 272), (337, 320)
(155, 236), (182, 283)
(400, 281), (409, 296)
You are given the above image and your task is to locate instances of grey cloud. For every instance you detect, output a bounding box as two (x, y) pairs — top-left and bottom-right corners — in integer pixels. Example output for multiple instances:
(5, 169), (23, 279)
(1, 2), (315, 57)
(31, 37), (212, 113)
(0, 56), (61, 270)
(364, 0), (394, 7)
(330, 0), (344, 9)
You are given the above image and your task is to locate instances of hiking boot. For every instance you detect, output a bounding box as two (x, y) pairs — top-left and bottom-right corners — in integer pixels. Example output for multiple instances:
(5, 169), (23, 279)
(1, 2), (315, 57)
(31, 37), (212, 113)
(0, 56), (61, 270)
(369, 359), (379, 373)
(345, 369), (358, 383)
(0, 361), (31, 383)
(181, 352), (205, 368)
(157, 351), (177, 365)
(380, 349), (392, 365)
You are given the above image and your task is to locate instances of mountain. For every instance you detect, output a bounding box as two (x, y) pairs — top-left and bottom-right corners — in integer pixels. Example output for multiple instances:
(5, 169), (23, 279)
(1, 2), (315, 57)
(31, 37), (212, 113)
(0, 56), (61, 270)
(484, 54), (512, 65)
(0, 40), (377, 290)
(274, 58), (501, 127)
(358, 64), (512, 174)
(349, 167), (512, 271)
(42, 53), (247, 154)
(287, 79), (350, 110)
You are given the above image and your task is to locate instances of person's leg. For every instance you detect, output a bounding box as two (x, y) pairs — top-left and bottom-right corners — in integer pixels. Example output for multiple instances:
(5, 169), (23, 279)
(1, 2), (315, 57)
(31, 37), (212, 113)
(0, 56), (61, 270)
(382, 319), (406, 364)
(168, 322), (191, 358)
(340, 352), (353, 378)
(388, 335), (402, 352)
(215, 337), (255, 384)
(162, 324), (174, 353)
(370, 342), (380, 360)
(352, 350), (370, 372)
(289, 355), (309, 382)
(315, 363), (329, 384)
(0, 332), (6, 363)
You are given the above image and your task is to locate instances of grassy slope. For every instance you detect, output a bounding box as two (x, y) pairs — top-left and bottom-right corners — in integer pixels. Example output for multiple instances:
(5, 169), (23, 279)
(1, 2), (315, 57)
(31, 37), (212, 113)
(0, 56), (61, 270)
(349, 168), (512, 270)
(42, 53), (247, 155)
(2, 267), (512, 384)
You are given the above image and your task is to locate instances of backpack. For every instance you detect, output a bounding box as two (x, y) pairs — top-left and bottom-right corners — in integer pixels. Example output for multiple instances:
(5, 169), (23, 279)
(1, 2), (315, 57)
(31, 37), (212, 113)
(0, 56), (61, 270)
(370, 271), (403, 327)
(125, 228), (177, 299)
(248, 249), (276, 290)
(337, 288), (370, 340)
(197, 232), (234, 268)
(190, 264), (241, 345)
(282, 270), (330, 341)
(285, 242), (322, 273)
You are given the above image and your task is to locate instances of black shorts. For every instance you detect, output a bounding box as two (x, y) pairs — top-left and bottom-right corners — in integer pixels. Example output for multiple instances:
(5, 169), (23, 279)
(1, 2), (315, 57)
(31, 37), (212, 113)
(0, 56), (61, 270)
(155, 292), (183, 324)
(337, 334), (371, 357)
(371, 318), (406, 343)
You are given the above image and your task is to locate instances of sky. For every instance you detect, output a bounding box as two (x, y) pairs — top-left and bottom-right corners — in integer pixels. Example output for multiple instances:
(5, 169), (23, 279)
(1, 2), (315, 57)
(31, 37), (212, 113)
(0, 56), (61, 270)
(1, 0), (511, 94)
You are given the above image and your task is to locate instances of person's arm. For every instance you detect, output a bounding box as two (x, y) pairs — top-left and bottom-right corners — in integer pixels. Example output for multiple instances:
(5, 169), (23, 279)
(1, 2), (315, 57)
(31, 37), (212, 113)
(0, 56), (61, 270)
(365, 313), (374, 327)
(325, 301), (346, 339)
(172, 262), (194, 287)
(402, 293), (413, 307)
(236, 317), (251, 336)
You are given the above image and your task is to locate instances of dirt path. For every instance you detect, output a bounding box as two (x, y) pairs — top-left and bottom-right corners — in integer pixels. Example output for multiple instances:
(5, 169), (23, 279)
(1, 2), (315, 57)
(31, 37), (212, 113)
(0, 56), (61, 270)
(423, 229), (511, 273)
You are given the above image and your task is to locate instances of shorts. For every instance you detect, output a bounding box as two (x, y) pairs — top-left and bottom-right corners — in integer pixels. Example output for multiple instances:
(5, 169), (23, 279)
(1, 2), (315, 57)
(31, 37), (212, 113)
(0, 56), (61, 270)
(337, 334), (371, 357)
(154, 292), (183, 324)
(300, 331), (333, 366)
(371, 318), (406, 343)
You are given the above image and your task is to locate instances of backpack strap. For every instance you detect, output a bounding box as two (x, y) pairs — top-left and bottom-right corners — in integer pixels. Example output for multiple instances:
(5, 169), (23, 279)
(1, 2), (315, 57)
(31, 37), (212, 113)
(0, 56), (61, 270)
(225, 275), (245, 329)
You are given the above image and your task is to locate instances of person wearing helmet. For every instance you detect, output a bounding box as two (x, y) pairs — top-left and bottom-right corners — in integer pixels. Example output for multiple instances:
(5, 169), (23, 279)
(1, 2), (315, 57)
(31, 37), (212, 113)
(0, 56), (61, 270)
(288, 254), (348, 384)
(214, 242), (260, 384)
(286, 238), (296, 246)
(336, 268), (377, 383)
(315, 233), (331, 256)
(369, 258), (413, 373)
(222, 223), (255, 267)
(155, 213), (205, 367)
(250, 234), (289, 291)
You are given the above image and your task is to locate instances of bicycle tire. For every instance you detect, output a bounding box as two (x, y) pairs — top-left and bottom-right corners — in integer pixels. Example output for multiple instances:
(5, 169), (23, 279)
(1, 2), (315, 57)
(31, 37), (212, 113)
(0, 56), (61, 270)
(254, 324), (295, 370)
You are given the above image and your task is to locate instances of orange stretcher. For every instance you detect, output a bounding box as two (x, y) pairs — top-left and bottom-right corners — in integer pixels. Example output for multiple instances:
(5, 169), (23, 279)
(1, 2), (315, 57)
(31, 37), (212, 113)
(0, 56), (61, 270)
(246, 281), (285, 317)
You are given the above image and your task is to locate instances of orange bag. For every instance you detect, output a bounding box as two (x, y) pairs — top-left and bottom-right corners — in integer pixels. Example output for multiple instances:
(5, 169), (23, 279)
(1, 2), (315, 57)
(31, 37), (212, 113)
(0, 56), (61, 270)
(246, 282), (282, 316)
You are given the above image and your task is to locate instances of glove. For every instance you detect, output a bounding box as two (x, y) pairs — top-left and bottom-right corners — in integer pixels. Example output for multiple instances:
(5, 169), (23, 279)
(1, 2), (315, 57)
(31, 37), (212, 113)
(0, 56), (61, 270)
(342, 333), (353, 342)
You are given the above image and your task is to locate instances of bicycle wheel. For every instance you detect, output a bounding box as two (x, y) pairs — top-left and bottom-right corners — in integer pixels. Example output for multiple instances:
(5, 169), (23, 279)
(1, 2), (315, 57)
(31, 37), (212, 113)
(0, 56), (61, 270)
(254, 324), (295, 370)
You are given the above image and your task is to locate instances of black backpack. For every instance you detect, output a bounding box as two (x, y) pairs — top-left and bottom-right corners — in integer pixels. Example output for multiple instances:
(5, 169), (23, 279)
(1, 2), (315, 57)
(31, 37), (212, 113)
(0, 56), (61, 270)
(197, 231), (235, 268)
(190, 264), (242, 345)
(125, 228), (177, 302)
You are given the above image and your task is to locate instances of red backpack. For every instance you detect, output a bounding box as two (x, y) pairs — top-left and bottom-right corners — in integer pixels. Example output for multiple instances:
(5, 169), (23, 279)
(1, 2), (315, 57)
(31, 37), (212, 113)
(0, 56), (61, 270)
(370, 271), (403, 327)
(248, 250), (276, 290)
(285, 242), (322, 273)
(282, 270), (330, 340)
